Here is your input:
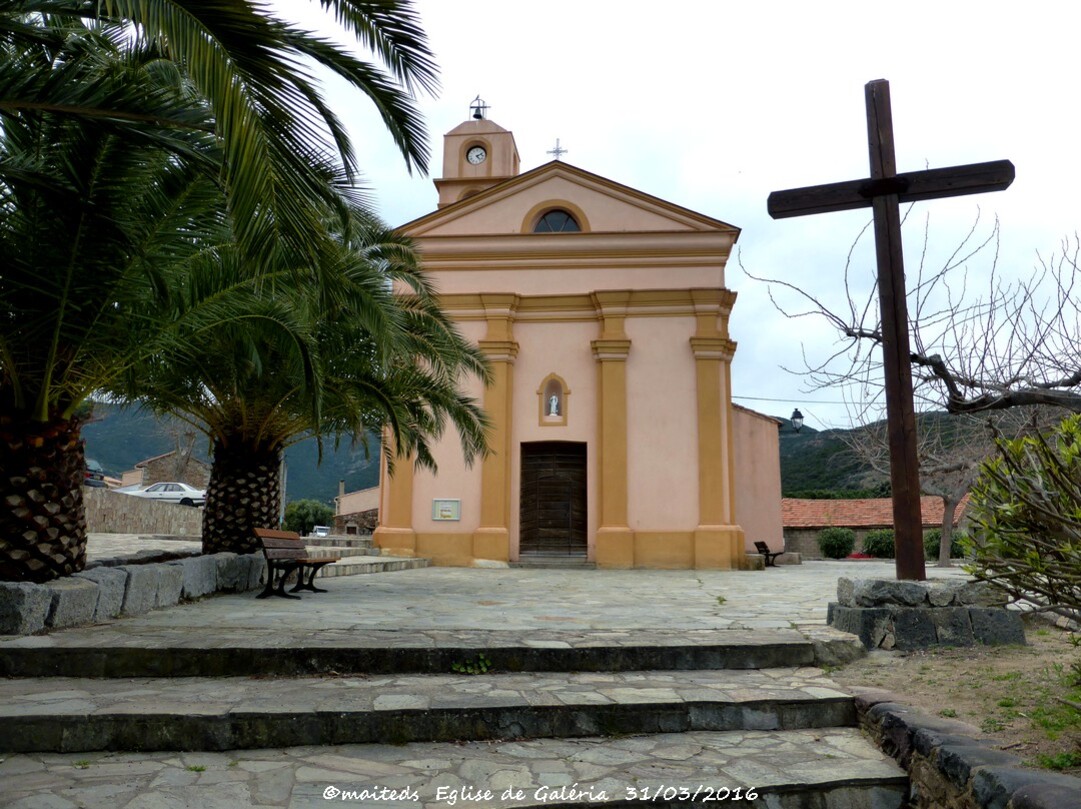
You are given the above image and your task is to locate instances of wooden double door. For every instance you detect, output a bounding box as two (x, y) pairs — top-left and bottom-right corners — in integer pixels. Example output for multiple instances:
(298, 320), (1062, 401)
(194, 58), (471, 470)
(519, 442), (587, 557)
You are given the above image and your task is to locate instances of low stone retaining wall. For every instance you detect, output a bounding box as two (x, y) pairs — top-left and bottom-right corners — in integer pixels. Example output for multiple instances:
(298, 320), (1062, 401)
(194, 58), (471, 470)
(84, 487), (204, 535)
(827, 577), (1026, 650)
(853, 688), (1080, 808)
(0, 553), (266, 636)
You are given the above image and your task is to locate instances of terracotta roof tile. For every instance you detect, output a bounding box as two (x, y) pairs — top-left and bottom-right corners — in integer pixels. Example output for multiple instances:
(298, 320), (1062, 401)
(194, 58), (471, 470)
(782, 496), (967, 529)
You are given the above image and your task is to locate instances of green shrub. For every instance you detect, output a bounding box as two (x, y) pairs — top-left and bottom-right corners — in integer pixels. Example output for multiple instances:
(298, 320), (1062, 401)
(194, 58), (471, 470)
(818, 527), (856, 559)
(924, 528), (966, 560)
(862, 529), (895, 559)
(283, 499), (334, 535)
(967, 414), (1081, 615)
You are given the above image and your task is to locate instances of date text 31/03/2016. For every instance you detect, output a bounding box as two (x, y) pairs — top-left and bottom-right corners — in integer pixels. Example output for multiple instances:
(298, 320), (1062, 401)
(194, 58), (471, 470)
(624, 786), (759, 802)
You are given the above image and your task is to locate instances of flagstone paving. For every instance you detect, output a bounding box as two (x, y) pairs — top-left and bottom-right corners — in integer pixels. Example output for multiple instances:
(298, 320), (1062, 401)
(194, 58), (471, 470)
(0, 560), (973, 807)
(1, 667), (857, 754)
(10, 561), (974, 635)
(1, 728), (908, 809)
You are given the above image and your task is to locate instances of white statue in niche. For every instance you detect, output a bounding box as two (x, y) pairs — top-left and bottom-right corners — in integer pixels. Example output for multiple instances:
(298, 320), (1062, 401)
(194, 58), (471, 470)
(547, 393), (560, 416)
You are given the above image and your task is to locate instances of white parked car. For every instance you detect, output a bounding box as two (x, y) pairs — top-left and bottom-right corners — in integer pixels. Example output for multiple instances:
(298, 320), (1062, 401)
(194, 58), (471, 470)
(122, 482), (206, 507)
(311, 525), (331, 537)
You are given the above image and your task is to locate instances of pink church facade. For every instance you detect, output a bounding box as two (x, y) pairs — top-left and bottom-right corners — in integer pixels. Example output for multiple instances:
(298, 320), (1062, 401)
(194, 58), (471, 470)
(374, 111), (783, 569)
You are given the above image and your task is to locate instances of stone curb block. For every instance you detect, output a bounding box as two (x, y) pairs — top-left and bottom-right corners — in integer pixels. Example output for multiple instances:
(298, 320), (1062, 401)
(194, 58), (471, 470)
(0, 582), (51, 635)
(42, 578), (99, 629)
(838, 575), (1007, 605)
(119, 564), (159, 616)
(73, 567), (127, 622)
(247, 555), (267, 591)
(1008, 783), (1081, 809)
(214, 553), (244, 592)
(851, 688), (1081, 809)
(6, 552), (300, 636)
(155, 563), (185, 608)
(173, 555), (218, 599)
(837, 577), (1009, 608)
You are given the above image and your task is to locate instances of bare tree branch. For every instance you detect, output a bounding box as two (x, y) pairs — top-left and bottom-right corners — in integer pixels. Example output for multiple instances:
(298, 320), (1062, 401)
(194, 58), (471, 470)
(742, 216), (1081, 417)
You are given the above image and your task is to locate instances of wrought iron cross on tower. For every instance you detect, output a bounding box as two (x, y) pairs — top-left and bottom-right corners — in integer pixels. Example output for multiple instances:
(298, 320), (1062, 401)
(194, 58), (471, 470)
(767, 79), (1014, 581)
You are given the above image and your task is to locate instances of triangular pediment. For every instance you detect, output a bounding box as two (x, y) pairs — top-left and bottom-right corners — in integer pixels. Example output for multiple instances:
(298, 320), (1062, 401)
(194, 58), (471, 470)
(401, 161), (739, 238)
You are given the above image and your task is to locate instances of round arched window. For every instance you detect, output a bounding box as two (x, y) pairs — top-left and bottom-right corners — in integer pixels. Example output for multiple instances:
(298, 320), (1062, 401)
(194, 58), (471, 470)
(533, 209), (581, 233)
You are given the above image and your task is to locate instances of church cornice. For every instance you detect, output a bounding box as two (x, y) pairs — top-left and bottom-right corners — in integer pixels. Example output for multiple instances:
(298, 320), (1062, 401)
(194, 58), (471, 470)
(436, 289), (737, 322)
(412, 231), (736, 270)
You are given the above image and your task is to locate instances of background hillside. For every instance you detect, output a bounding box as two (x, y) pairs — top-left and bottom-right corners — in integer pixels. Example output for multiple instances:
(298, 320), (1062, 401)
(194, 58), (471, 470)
(82, 403), (380, 505)
(776, 417), (887, 497)
(776, 410), (1000, 497)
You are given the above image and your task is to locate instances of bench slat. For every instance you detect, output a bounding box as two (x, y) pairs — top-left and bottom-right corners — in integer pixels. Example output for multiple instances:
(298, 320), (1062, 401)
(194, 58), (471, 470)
(260, 537), (305, 549)
(255, 528), (301, 541)
(264, 549), (308, 560)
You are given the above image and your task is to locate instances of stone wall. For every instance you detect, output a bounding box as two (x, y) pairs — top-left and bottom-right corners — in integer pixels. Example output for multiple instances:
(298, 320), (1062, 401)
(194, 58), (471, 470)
(84, 488), (203, 536)
(784, 527), (939, 560)
(784, 527), (886, 558)
(827, 577), (1025, 651)
(784, 528), (828, 558)
(854, 689), (1080, 808)
(335, 508), (378, 535)
(0, 552), (265, 635)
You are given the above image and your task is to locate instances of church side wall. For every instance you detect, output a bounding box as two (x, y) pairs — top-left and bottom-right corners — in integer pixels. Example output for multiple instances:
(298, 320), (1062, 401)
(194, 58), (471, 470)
(731, 408), (784, 551)
(624, 315), (700, 558)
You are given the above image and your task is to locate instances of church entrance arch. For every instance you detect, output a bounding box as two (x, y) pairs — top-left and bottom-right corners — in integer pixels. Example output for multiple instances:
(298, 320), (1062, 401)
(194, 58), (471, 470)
(519, 442), (587, 558)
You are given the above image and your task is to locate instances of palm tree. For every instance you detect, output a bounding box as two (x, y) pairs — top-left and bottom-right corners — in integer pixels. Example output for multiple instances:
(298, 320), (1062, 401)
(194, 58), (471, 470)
(0, 3), (439, 581)
(0, 1), (438, 260)
(129, 208), (490, 554)
(0, 23), (229, 581)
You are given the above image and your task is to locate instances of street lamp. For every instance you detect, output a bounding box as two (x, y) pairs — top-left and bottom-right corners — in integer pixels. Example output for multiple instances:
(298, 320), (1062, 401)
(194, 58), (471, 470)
(790, 408), (805, 433)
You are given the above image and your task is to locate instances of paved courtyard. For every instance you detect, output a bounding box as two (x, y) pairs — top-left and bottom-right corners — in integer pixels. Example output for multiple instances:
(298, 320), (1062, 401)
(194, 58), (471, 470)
(0, 553), (974, 808)
(76, 530), (974, 637)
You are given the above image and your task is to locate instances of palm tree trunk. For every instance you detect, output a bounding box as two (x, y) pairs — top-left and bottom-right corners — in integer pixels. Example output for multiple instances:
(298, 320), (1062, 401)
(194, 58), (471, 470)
(201, 438), (283, 554)
(0, 414), (88, 582)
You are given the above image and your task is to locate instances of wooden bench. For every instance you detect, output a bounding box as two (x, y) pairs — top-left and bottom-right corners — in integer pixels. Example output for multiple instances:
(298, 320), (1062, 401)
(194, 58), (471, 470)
(254, 528), (338, 599)
(754, 541), (784, 567)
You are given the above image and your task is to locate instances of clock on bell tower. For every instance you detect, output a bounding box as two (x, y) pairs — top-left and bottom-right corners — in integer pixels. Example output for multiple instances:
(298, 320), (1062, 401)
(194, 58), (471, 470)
(434, 97), (520, 208)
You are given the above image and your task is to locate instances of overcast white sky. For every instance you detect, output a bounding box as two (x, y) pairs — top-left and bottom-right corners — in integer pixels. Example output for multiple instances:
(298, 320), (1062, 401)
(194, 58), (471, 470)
(312, 1), (1081, 429)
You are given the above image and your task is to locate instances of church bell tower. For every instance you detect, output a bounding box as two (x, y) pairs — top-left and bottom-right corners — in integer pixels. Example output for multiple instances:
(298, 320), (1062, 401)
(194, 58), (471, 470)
(434, 97), (520, 208)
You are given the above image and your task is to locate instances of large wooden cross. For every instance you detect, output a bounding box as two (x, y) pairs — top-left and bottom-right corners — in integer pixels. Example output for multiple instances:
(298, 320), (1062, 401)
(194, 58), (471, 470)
(767, 79), (1014, 580)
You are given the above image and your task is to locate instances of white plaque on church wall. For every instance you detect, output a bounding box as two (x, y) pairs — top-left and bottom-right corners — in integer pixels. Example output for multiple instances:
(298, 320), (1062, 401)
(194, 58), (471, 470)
(431, 499), (461, 521)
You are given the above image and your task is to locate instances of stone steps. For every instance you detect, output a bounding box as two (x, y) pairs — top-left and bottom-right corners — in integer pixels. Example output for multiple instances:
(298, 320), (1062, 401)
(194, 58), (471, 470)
(511, 553), (597, 569)
(0, 628), (840, 678)
(1, 668), (856, 753)
(2, 728), (909, 809)
(0, 568), (911, 807)
(316, 555), (427, 577)
(303, 536), (376, 550)
(303, 546), (381, 560)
